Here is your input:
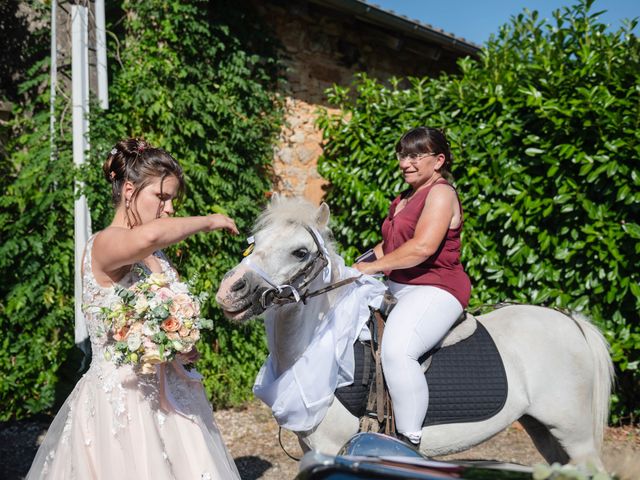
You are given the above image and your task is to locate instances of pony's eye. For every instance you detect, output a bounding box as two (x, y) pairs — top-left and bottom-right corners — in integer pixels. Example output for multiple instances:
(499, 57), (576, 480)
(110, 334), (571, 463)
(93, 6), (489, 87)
(292, 248), (309, 260)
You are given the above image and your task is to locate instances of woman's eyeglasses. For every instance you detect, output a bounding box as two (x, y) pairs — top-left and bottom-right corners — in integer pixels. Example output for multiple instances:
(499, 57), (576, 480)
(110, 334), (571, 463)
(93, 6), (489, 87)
(396, 152), (437, 162)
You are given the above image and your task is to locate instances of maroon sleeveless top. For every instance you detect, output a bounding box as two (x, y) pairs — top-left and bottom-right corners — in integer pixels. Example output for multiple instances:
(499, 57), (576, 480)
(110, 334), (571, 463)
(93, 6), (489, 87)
(381, 180), (471, 308)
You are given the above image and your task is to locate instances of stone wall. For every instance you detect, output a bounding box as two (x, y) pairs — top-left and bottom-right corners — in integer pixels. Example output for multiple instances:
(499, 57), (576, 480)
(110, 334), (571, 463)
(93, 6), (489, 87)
(253, 0), (472, 204)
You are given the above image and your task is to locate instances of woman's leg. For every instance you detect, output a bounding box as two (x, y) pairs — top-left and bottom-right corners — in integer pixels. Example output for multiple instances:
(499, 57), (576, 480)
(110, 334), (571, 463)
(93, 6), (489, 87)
(381, 284), (463, 443)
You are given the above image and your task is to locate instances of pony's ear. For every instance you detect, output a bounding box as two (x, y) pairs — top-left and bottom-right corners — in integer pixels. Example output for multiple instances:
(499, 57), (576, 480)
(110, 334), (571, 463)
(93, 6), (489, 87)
(269, 192), (282, 208)
(316, 202), (330, 228)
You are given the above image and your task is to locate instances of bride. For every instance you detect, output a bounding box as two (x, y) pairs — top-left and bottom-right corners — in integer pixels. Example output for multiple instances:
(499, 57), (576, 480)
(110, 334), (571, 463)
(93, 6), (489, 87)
(27, 138), (241, 479)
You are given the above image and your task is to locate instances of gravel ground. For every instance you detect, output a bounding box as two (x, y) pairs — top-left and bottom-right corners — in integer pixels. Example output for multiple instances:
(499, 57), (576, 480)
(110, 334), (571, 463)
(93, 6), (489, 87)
(2, 400), (639, 479)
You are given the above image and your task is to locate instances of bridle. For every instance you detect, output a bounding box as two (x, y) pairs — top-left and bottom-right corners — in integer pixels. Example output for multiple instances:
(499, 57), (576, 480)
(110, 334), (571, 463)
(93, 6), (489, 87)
(242, 225), (361, 310)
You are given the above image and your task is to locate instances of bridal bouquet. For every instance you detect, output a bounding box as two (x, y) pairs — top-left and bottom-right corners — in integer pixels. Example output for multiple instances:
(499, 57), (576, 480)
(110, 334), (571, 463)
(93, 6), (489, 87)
(99, 269), (213, 373)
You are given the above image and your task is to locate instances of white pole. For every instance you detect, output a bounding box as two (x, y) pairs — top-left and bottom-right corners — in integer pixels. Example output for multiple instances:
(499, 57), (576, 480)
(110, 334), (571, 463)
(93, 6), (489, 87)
(50, 0), (57, 161)
(81, 5), (90, 143)
(72, 5), (92, 351)
(95, 0), (109, 109)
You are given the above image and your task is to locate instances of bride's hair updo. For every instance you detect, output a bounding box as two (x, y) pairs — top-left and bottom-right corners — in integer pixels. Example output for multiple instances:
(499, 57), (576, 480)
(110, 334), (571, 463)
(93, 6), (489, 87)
(103, 138), (185, 225)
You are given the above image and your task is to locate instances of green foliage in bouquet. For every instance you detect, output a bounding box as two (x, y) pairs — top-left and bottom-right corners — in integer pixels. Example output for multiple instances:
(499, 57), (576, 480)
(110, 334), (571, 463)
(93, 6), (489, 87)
(0, 0), (282, 419)
(318, 0), (640, 421)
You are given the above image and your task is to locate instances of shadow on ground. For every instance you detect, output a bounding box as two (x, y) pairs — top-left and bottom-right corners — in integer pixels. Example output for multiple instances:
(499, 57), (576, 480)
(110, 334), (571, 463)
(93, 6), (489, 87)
(0, 417), (51, 480)
(235, 456), (273, 479)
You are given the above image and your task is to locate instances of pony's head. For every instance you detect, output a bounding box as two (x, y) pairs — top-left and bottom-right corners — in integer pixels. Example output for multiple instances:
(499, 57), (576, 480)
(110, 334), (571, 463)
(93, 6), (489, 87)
(216, 194), (335, 322)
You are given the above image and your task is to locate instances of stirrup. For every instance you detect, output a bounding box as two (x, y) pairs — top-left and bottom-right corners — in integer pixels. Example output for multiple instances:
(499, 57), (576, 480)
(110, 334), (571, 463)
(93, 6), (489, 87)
(396, 433), (420, 449)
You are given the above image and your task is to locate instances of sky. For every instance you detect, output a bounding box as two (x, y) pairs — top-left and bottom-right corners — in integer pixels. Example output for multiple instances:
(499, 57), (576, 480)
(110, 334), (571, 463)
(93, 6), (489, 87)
(369, 0), (639, 46)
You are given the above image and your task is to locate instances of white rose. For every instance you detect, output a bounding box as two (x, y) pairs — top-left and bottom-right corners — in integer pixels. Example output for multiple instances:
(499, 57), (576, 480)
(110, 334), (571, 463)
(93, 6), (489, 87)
(134, 295), (148, 314)
(147, 272), (168, 287)
(142, 322), (160, 337)
(172, 282), (189, 294)
(127, 333), (142, 352)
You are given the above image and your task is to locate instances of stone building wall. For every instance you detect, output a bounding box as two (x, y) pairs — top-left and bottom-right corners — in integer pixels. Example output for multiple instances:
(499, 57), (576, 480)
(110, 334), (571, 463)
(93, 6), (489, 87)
(252, 0), (475, 204)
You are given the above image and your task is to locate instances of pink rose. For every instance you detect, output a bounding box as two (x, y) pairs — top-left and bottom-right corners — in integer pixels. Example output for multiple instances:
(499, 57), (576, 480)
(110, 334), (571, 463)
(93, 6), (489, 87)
(157, 287), (175, 302)
(188, 329), (200, 343)
(129, 322), (143, 335)
(113, 325), (129, 341)
(161, 316), (181, 332)
(170, 293), (197, 319)
(166, 332), (180, 341)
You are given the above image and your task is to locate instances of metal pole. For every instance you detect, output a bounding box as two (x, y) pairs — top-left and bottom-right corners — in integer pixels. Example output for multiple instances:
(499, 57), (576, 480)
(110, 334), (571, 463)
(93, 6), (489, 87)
(95, 0), (109, 109)
(72, 5), (92, 351)
(49, 0), (57, 161)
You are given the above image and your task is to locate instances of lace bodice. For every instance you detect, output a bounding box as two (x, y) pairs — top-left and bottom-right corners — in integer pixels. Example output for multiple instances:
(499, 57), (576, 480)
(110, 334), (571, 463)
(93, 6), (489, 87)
(82, 234), (179, 358)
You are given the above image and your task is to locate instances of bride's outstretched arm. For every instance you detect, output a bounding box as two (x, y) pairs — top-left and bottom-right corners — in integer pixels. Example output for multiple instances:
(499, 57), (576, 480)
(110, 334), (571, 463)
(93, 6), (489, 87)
(93, 215), (238, 272)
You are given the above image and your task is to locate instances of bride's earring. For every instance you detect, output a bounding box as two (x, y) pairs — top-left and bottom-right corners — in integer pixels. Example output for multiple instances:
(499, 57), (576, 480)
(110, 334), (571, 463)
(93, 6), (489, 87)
(125, 199), (133, 229)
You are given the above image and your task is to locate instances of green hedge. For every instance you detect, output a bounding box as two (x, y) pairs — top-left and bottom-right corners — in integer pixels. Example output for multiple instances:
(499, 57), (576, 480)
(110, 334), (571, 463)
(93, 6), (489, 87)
(318, 1), (640, 422)
(0, 0), (281, 419)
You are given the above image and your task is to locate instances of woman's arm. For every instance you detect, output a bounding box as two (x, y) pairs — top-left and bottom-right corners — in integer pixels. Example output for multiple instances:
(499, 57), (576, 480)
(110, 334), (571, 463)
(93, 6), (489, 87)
(93, 214), (238, 273)
(373, 242), (385, 260)
(353, 185), (455, 275)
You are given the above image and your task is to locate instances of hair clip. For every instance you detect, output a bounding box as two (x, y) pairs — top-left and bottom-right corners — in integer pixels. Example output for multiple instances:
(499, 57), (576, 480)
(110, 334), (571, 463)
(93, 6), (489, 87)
(243, 244), (255, 257)
(109, 171), (116, 180)
(110, 148), (118, 156)
(138, 144), (146, 153)
(243, 236), (255, 257)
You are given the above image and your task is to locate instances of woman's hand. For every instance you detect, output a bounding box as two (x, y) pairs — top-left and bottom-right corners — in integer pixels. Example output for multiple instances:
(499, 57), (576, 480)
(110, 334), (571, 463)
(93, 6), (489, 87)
(206, 214), (239, 235)
(352, 261), (380, 275)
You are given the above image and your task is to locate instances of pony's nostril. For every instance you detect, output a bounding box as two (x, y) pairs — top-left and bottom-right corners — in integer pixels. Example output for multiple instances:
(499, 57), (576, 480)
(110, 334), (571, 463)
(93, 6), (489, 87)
(231, 278), (247, 293)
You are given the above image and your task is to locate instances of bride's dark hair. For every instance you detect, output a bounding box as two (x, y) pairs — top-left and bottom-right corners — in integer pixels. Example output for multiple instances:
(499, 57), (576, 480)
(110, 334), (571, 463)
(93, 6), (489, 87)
(103, 138), (185, 227)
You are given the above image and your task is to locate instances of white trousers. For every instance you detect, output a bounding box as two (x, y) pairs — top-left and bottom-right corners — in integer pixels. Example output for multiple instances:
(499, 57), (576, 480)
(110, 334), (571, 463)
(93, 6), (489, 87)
(381, 281), (463, 440)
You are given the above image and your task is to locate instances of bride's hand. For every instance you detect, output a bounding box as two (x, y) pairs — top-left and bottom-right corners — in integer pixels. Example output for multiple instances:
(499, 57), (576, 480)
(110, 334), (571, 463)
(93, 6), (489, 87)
(205, 214), (239, 235)
(177, 348), (201, 364)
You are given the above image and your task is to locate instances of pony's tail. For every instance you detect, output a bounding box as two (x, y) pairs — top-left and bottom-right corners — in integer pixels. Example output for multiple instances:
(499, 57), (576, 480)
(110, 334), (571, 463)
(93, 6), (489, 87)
(571, 313), (615, 451)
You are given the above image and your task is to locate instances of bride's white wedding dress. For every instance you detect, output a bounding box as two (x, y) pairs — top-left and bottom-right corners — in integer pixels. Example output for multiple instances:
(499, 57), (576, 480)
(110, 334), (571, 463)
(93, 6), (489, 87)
(27, 236), (240, 479)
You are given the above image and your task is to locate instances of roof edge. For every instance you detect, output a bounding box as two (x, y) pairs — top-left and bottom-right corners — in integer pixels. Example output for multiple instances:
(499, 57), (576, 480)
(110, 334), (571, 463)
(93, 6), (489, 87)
(307, 0), (482, 56)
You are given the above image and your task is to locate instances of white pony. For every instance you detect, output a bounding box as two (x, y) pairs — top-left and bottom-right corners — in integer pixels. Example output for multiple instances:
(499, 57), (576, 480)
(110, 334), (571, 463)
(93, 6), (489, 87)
(216, 195), (614, 469)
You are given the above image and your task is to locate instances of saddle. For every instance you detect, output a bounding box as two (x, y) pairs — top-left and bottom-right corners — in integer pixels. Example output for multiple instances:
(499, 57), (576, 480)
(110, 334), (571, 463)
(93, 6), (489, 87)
(335, 303), (508, 433)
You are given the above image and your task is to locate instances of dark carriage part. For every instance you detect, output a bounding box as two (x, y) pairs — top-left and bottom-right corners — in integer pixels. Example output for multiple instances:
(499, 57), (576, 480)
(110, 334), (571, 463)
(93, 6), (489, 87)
(295, 432), (533, 480)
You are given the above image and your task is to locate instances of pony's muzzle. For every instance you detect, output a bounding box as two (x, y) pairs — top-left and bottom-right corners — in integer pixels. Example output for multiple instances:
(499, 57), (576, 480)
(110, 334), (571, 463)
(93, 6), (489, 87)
(216, 266), (272, 321)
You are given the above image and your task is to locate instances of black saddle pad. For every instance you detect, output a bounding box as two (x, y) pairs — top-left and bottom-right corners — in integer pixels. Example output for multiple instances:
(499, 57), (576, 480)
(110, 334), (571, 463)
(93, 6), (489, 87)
(335, 321), (508, 427)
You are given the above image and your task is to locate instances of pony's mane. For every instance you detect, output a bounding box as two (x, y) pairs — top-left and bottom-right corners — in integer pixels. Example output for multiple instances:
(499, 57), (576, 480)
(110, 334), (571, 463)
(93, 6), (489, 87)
(253, 196), (336, 254)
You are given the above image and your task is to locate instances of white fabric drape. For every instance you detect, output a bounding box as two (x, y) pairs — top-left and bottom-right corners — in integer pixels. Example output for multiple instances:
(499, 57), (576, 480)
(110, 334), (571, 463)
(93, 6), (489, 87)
(253, 260), (385, 431)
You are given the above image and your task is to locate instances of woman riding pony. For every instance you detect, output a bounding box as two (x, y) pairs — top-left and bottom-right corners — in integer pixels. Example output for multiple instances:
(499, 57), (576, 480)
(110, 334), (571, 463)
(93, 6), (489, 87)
(354, 126), (471, 446)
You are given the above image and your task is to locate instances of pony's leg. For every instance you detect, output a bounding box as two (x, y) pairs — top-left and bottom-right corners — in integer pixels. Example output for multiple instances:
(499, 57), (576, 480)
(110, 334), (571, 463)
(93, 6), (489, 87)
(521, 381), (605, 469)
(519, 415), (570, 465)
(520, 413), (605, 469)
(515, 375), (606, 469)
(549, 421), (604, 470)
(299, 399), (359, 455)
